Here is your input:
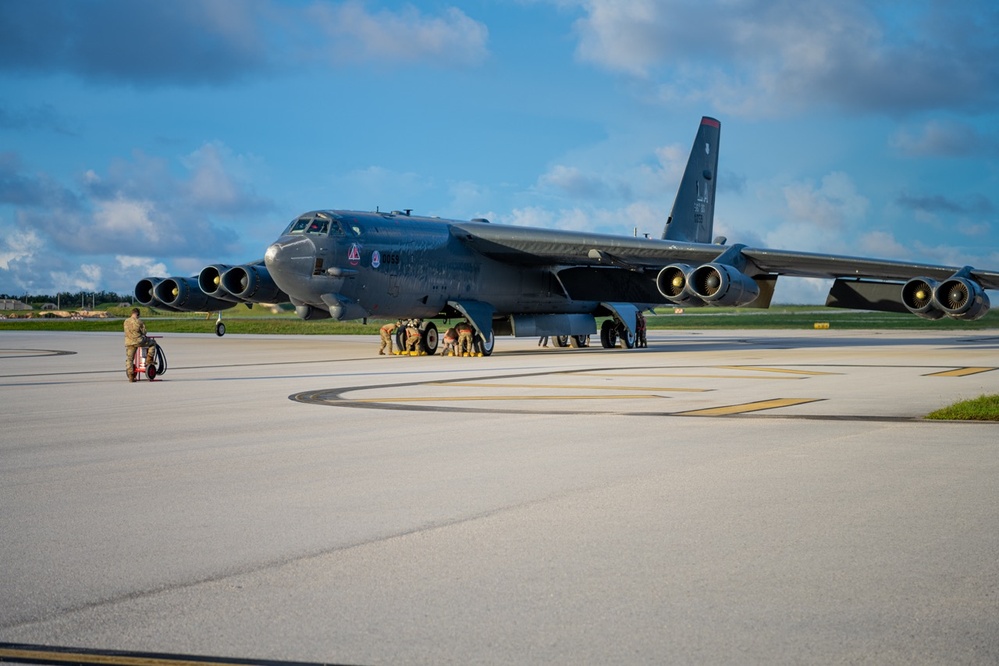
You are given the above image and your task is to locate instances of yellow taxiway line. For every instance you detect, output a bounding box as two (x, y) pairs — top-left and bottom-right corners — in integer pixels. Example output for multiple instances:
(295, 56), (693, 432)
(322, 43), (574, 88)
(674, 398), (821, 416)
(924, 367), (997, 377)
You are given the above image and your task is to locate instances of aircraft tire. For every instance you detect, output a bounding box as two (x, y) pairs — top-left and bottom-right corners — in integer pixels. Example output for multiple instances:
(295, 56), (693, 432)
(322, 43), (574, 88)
(478, 331), (494, 356)
(600, 319), (617, 348)
(215, 321), (226, 337)
(620, 324), (637, 349)
(571, 334), (589, 348)
(554, 335), (570, 348)
(421, 322), (439, 355)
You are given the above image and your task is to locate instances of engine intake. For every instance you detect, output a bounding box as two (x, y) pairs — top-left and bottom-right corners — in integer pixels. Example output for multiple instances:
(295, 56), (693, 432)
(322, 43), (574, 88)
(655, 264), (702, 305)
(221, 265), (288, 303)
(935, 276), (990, 320)
(902, 275), (990, 321)
(687, 263), (760, 306)
(134, 277), (182, 312)
(901, 278), (944, 320)
(153, 276), (234, 312)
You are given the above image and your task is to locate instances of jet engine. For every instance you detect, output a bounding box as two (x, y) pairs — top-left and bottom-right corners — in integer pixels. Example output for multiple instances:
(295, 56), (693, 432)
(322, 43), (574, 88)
(687, 263), (760, 306)
(153, 276), (235, 312)
(134, 277), (182, 312)
(900, 278), (944, 320)
(902, 276), (990, 320)
(655, 264), (702, 304)
(198, 265), (240, 302)
(220, 264), (288, 303)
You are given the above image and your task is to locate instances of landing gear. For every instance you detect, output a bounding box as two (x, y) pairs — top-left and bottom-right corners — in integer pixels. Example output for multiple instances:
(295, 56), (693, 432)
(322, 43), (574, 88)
(600, 319), (618, 348)
(569, 334), (590, 348)
(421, 322), (439, 355)
(215, 312), (226, 337)
(554, 335), (570, 348)
(478, 331), (494, 356)
(600, 319), (635, 349)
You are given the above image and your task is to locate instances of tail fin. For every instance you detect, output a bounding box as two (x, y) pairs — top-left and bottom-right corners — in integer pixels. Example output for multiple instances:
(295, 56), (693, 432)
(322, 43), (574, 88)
(662, 116), (721, 243)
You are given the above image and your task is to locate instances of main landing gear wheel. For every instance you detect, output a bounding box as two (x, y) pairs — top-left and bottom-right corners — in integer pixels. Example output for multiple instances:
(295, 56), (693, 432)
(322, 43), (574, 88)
(619, 323), (637, 349)
(554, 335), (570, 348)
(421, 322), (439, 355)
(600, 319), (618, 348)
(478, 331), (494, 356)
(570, 334), (589, 348)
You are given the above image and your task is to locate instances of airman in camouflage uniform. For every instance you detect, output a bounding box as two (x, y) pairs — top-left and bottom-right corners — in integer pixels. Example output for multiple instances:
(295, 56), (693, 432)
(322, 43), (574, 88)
(456, 320), (474, 356)
(404, 319), (423, 355)
(124, 308), (154, 382)
(441, 327), (458, 356)
(379, 320), (401, 355)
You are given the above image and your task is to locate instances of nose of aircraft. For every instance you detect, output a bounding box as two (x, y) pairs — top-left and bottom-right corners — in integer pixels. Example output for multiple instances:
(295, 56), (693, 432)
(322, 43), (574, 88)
(264, 235), (317, 293)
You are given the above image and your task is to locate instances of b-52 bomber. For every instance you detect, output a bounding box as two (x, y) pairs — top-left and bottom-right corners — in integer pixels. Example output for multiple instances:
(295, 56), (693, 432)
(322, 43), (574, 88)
(135, 117), (999, 355)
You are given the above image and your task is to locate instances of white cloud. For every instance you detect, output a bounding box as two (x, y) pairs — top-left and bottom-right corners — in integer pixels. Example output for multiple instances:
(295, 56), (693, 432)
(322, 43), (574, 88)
(307, 2), (489, 67)
(889, 120), (998, 158)
(781, 172), (869, 232)
(116, 255), (168, 278)
(0, 227), (42, 271)
(570, 0), (999, 117)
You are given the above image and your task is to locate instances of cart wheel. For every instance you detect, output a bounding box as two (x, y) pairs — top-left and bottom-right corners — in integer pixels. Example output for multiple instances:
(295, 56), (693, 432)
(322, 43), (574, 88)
(146, 365), (157, 381)
(216, 321), (226, 337)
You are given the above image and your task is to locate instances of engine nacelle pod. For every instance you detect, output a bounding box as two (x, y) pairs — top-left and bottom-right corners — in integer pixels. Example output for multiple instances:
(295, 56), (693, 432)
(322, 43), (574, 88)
(935, 277), (990, 320)
(655, 264), (702, 304)
(221, 265), (288, 303)
(901, 278), (945, 320)
(687, 263), (760, 306)
(198, 264), (240, 301)
(153, 276), (235, 312)
(135, 277), (163, 307)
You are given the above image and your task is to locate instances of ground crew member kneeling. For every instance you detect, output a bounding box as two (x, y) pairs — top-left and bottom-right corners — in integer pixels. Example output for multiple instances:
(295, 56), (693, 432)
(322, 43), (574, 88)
(442, 327), (458, 356)
(456, 321), (475, 356)
(379, 320), (401, 355)
(405, 319), (423, 355)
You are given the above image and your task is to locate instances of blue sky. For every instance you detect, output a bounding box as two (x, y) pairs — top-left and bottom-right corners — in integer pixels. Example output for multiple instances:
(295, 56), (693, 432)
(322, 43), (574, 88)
(2, 0), (998, 303)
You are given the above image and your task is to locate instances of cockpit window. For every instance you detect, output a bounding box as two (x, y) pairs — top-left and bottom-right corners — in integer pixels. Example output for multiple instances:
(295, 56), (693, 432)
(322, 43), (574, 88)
(307, 219), (329, 234)
(288, 216), (311, 233)
(285, 212), (360, 236)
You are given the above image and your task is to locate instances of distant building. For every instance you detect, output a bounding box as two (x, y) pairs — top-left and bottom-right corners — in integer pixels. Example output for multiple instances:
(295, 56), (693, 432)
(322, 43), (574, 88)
(0, 299), (32, 311)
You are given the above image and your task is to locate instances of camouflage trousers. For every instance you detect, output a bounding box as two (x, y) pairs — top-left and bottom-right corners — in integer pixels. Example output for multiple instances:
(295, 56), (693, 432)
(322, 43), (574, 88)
(379, 329), (394, 353)
(457, 332), (474, 355)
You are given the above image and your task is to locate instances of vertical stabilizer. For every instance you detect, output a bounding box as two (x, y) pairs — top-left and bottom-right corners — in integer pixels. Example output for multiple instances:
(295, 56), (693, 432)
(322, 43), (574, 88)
(662, 116), (720, 243)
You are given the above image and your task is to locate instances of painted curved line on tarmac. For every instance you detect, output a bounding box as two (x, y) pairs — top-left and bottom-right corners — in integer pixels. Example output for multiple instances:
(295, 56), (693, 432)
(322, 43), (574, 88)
(289, 362), (986, 422)
(0, 348), (77, 359)
(290, 367), (656, 416)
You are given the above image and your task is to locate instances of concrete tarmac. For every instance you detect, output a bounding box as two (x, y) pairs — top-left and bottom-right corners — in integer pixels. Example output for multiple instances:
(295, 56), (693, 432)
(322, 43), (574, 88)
(2, 328), (998, 664)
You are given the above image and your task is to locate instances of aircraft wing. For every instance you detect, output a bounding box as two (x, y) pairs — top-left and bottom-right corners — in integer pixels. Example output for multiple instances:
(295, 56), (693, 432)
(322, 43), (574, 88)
(451, 221), (999, 289)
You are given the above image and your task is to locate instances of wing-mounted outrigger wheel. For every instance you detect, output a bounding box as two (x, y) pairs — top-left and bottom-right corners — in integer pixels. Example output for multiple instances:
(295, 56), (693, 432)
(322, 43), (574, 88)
(215, 311), (226, 337)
